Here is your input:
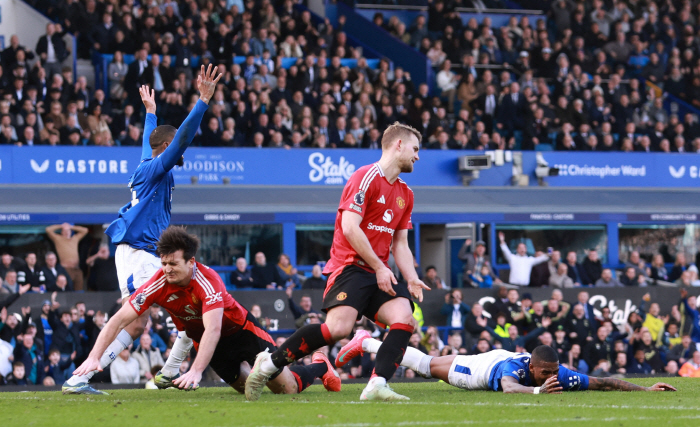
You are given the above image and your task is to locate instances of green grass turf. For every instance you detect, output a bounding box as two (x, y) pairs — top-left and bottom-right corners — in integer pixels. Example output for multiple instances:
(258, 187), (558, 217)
(1, 379), (699, 427)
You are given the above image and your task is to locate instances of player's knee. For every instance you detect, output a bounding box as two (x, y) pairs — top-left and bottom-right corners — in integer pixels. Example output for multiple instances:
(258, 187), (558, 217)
(327, 322), (354, 341)
(391, 315), (417, 332)
(129, 326), (145, 339)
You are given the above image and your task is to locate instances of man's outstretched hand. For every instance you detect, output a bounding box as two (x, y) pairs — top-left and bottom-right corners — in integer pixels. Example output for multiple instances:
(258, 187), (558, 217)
(139, 85), (156, 114)
(197, 64), (223, 104)
(647, 382), (677, 392)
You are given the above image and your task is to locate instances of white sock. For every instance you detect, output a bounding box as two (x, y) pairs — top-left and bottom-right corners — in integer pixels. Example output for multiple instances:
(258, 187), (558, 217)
(399, 346), (427, 372)
(161, 330), (193, 377)
(361, 338), (383, 354)
(368, 375), (387, 387)
(259, 351), (279, 375)
(66, 329), (133, 385)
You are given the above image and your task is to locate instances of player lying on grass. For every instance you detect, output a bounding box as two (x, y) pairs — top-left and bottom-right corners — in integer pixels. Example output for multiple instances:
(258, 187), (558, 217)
(74, 226), (341, 394)
(337, 332), (676, 393)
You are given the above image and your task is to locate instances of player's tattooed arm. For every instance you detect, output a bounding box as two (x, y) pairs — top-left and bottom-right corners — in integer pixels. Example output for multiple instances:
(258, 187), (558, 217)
(501, 376), (562, 394)
(588, 377), (677, 392)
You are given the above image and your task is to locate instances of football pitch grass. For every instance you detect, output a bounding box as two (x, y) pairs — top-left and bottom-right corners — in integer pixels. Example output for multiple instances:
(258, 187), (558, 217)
(1, 379), (698, 427)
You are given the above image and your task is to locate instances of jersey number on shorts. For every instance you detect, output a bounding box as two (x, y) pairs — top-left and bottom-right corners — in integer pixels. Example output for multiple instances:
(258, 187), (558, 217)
(455, 365), (472, 375)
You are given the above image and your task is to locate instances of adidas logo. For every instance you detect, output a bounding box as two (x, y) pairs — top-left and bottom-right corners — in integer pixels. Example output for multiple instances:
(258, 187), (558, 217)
(377, 195), (385, 204)
(167, 294), (179, 302)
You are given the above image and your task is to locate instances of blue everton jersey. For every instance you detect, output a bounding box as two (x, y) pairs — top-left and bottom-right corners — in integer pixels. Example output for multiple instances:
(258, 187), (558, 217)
(105, 100), (208, 254)
(488, 353), (589, 392)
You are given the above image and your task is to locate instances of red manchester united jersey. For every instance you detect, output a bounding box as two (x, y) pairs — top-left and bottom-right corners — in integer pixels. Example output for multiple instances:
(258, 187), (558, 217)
(324, 163), (414, 275)
(128, 262), (248, 342)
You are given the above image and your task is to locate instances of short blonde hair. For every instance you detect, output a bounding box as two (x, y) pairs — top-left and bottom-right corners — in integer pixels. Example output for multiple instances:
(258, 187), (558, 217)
(381, 122), (422, 150)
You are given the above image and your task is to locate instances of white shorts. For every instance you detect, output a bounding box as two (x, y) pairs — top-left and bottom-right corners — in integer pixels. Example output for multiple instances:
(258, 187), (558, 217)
(115, 244), (161, 299)
(447, 350), (513, 391)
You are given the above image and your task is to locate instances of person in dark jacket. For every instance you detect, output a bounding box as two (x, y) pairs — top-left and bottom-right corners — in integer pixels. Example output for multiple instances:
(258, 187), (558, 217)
(582, 249), (603, 285)
(40, 252), (74, 293)
(302, 265), (327, 290)
(564, 251), (589, 286)
(627, 348), (653, 374)
(440, 289), (470, 329)
(230, 257), (254, 288)
(13, 334), (45, 385)
(47, 299), (81, 377)
(251, 252), (282, 289)
(45, 347), (73, 384)
(583, 326), (612, 369)
(285, 287), (325, 328)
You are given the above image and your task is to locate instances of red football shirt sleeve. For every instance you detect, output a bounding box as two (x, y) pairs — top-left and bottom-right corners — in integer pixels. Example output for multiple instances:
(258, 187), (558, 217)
(128, 274), (163, 316)
(338, 167), (376, 218)
(396, 190), (414, 231)
(199, 267), (226, 313)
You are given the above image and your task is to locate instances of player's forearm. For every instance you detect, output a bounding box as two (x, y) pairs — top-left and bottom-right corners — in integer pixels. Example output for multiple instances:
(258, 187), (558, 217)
(191, 328), (220, 372)
(141, 113), (157, 159)
(587, 377), (648, 391)
(344, 226), (385, 271)
(45, 224), (61, 234)
(393, 243), (417, 282)
(88, 317), (125, 359)
(161, 100), (208, 169)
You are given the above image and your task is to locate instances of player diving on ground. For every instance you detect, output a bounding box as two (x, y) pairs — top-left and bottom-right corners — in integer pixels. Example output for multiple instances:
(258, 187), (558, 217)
(74, 226), (341, 395)
(63, 65), (221, 395)
(337, 333), (676, 393)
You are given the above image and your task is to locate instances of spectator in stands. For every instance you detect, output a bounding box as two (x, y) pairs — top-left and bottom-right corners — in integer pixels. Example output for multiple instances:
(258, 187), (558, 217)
(132, 332), (165, 383)
(230, 257), (254, 288)
(3, 361), (28, 386)
(595, 268), (622, 287)
(669, 253), (689, 282)
(302, 265), (327, 290)
(47, 295), (80, 377)
(620, 266), (645, 286)
(251, 252), (282, 289)
(44, 347), (71, 384)
(1, 270), (20, 295)
(41, 251), (73, 292)
(498, 232), (549, 286)
(582, 249), (603, 285)
(679, 350), (700, 377)
(441, 289), (470, 331)
(13, 333), (44, 385)
(45, 223), (88, 291)
(549, 262), (573, 288)
(423, 265), (448, 290)
(85, 244), (119, 292)
(17, 253), (41, 292)
(276, 254), (301, 288)
(110, 346), (140, 384)
(458, 239), (500, 288)
(486, 317), (551, 353)
(285, 286), (324, 328)
(627, 348), (653, 374)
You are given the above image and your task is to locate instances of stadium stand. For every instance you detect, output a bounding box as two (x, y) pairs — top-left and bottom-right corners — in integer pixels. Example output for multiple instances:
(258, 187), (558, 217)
(2, 0), (700, 389)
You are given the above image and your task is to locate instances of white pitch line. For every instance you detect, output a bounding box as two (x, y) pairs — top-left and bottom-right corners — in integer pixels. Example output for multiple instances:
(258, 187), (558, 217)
(258, 414), (700, 427)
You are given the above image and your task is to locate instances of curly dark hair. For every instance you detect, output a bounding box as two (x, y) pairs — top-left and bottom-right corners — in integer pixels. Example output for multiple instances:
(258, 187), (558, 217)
(156, 226), (200, 260)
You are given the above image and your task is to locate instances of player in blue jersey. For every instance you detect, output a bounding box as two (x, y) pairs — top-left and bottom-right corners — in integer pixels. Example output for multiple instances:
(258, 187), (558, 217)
(338, 332), (676, 393)
(62, 64), (222, 395)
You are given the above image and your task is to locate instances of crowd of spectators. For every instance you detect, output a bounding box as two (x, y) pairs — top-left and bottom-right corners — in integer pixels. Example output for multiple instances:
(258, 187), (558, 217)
(457, 234), (700, 288)
(371, 0), (700, 151)
(4, 0), (698, 151)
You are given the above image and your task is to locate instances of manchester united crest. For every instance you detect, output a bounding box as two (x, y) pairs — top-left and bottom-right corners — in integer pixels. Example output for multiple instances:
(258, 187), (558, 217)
(337, 292), (348, 301)
(191, 293), (198, 304)
(396, 196), (406, 209)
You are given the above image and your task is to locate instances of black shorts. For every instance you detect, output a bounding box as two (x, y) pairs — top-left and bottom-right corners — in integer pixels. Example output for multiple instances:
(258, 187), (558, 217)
(322, 264), (414, 326)
(207, 312), (280, 384)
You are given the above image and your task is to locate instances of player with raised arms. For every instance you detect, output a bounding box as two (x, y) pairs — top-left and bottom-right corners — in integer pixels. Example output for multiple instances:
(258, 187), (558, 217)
(245, 122), (430, 402)
(337, 335), (676, 393)
(74, 226), (341, 394)
(62, 65), (222, 395)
